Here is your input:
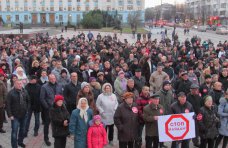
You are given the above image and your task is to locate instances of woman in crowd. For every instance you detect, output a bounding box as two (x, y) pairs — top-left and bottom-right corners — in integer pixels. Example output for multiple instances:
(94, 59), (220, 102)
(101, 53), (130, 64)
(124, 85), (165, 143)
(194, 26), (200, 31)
(69, 97), (93, 148)
(198, 95), (220, 148)
(50, 95), (70, 148)
(15, 66), (28, 87)
(215, 89), (228, 148)
(7, 74), (18, 92)
(96, 83), (118, 146)
(114, 70), (128, 103)
(114, 92), (139, 148)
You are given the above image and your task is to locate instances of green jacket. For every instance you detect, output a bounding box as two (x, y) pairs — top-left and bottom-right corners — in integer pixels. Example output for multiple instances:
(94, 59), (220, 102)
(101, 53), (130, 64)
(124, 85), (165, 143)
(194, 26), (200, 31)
(143, 103), (164, 137)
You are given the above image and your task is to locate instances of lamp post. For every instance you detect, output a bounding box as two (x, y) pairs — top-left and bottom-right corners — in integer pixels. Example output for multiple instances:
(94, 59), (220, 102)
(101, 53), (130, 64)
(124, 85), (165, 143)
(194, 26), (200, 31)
(160, 0), (163, 20)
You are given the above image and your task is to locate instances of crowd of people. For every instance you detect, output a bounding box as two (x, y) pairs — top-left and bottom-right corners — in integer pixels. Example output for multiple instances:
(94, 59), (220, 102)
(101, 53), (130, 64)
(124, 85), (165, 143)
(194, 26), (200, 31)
(0, 30), (227, 148)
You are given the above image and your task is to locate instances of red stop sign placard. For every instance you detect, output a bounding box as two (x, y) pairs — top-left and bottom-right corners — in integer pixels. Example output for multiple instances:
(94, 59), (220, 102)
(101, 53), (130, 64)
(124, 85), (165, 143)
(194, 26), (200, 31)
(165, 114), (189, 140)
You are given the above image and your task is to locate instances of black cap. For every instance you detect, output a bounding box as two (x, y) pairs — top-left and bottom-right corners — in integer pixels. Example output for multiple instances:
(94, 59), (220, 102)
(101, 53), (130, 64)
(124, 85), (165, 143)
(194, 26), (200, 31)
(190, 84), (199, 89)
(205, 74), (212, 79)
(149, 93), (160, 99)
(178, 92), (186, 97)
(29, 75), (37, 80)
(135, 68), (141, 72)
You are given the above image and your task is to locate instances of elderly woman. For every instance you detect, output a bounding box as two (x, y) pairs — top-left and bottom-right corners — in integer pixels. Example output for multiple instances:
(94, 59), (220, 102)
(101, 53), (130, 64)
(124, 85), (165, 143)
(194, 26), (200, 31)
(69, 98), (93, 148)
(114, 92), (139, 148)
(77, 82), (97, 114)
(15, 66), (28, 87)
(96, 83), (118, 146)
(197, 95), (220, 148)
(114, 70), (128, 103)
(215, 90), (228, 148)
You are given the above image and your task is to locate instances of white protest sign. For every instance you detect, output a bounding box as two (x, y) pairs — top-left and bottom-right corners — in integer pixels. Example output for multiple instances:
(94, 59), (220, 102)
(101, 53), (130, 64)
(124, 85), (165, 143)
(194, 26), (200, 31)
(158, 112), (195, 142)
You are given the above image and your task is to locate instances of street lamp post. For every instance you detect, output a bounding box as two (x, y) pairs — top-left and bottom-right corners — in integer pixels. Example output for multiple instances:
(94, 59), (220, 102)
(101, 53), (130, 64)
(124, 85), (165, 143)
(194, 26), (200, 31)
(160, 0), (163, 20)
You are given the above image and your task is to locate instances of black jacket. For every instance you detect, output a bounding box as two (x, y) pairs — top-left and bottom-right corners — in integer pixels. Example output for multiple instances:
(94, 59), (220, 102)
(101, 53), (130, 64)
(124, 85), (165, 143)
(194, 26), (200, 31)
(171, 101), (194, 114)
(174, 79), (192, 95)
(187, 94), (203, 114)
(114, 102), (139, 142)
(198, 106), (219, 139)
(50, 104), (70, 138)
(6, 88), (30, 118)
(63, 82), (81, 106)
(25, 83), (41, 112)
(209, 89), (223, 106)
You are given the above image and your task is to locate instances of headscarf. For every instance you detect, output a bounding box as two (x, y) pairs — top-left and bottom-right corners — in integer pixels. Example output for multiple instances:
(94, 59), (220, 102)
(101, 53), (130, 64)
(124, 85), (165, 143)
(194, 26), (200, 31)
(77, 98), (89, 122)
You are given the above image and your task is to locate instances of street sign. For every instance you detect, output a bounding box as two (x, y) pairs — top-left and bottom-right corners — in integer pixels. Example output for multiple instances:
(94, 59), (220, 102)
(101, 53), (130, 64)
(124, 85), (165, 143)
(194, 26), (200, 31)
(158, 113), (195, 142)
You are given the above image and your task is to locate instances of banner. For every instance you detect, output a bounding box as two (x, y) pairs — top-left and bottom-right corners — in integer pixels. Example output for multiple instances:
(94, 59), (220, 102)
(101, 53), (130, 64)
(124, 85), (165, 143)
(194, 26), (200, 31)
(158, 113), (195, 142)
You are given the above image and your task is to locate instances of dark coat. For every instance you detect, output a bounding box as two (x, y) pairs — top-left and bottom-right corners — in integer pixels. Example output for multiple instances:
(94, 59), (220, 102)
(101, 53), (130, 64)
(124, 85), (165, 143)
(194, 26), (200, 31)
(114, 102), (139, 142)
(132, 76), (146, 93)
(209, 89), (223, 106)
(156, 89), (174, 115)
(25, 83), (41, 112)
(40, 82), (63, 110)
(174, 79), (192, 95)
(199, 83), (212, 98)
(170, 101), (194, 114)
(143, 104), (164, 136)
(0, 80), (7, 108)
(50, 104), (70, 138)
(187, 93), (203, 114)
(6, 88), (30, 118)
(197, 106), (219, 139)
(63, 82), (81, 107)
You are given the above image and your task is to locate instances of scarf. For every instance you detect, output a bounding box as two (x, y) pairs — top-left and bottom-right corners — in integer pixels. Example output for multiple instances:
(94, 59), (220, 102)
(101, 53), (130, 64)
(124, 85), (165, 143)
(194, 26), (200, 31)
(77, 98), (89, 122)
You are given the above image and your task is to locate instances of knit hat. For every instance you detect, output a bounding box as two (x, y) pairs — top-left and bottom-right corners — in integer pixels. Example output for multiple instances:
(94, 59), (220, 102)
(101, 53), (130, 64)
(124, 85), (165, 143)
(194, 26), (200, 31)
(162, 80), (171, 88)
(205, 74), (212, 79)
(54, 95), (64, 103)
(89, 77), (96, 83)
(118, 70), (125, 76)
(93, 115), (101, 122)
(97, 72), (104, 77)
(204, 95), (213, 104)
(123, 92), (134, 99)
(81, 82), (90, 89)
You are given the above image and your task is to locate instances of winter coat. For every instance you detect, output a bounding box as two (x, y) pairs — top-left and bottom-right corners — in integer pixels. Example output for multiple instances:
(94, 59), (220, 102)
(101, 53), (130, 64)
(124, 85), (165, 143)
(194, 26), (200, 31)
(143, 104), (164, 136)
(50, 104), (70, 138)
(114, 102), (139, 142)
(0, 80), (7, 108)
(219, 74), (228, 91)
(63, 81), (81, 108)
(132, 76), (146, 93)
(188, 73), (199, 86)
(96, 83), (118, 125)
(58, 76), (70, 88)
(6, 88), (30, 118)
(51, 67), (70, 81)
(40, 82), (63, 110)
(126, 86), (139, 100)
(90, 82), (102, 102)
(218, 97), (228, 136)
(25, 83), (41, 112)
(114, 77), (128, 103)
(69, 108), (93, 148)
(149, 71), (169, 93)
(187, 93), (203, 114)
(198, 106), (219, 139)
(174, 78), (192, 95)
(209, 89), (223, 106)
(199, 83), (212, 98)
(87, 123), (107, 148)
(170, 101), (194, 114)
(136, 93), (150, 123)
(156, 89), (174, 115)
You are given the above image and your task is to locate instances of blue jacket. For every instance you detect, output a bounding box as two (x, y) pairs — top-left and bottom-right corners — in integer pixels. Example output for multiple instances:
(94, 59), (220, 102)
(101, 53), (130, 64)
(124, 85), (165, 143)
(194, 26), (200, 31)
(40, 82), (63, 109)
(218, 97), (228, 136)
(69, 108), (93, 148)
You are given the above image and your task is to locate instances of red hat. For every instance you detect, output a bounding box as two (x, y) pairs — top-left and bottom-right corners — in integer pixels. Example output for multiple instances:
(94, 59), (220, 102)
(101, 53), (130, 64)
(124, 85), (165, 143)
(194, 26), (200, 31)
(54, 95), (64, 103)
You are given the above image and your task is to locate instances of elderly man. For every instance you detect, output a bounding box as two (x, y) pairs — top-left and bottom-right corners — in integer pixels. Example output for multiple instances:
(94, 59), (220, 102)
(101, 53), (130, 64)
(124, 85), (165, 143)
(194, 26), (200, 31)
(51, 60), (70, 81)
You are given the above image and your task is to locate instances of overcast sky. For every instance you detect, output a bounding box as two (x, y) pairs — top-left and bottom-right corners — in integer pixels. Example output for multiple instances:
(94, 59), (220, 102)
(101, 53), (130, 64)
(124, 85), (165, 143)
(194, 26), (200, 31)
(145, 0), (185, 8)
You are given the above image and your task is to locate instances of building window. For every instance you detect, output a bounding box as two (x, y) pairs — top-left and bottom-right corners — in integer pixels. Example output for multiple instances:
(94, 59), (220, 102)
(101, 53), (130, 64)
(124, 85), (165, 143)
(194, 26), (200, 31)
(107, 6), (111, 11)
(220, 11), (225, 15)
(7, 6), (10, 11)
(50, 7), (54, 11)
(86, 0), (89, 2)
(15, 6), (19, 11)
(221, 3), (226, 8)
(86, 6), (90, 11)
(127, 0), (133, 4)
(107, 0), (111, 2)
(68, 6), (72, 11)
(119, 6), (123, 11)
(59, 15), (63, 21)
(77, 0), (80, 2)
(68, 0), (72, 2)
(24, 6), (28, 11)
(33, 7), (36, 11)
(127, 5), (133, 10)
(77, 6), (81, 11)
(59, 7), (63, 11)
(24, 15), (28, 21)
(42, 7), (45, 11)
(25, 0), (28, 2)
(94, 7), (98, 10)
(6, 15), (11, 22)
(15, 15), (19, 21)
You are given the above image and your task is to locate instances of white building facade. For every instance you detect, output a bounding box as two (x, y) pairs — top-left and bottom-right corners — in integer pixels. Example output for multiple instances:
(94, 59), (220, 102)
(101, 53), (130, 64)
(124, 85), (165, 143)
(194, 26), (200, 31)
(185, 0), (228, 25)
(0, 0), (145, 25)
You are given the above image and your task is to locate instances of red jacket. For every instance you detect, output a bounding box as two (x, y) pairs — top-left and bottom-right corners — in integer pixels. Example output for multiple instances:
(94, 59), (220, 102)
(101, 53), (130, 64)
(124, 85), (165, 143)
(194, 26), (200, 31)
(87, 124), (107, 148)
